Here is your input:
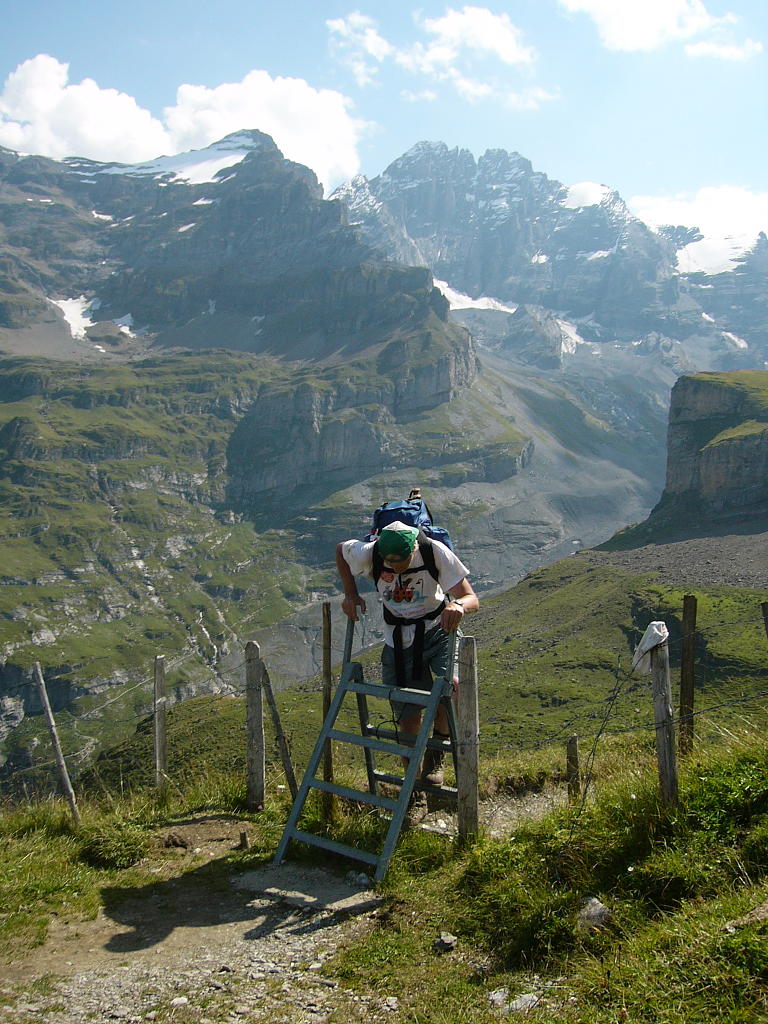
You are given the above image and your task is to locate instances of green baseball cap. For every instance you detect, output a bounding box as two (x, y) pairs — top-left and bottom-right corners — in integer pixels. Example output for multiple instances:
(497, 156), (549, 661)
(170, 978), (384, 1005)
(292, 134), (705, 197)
(377, 522), (419, 561)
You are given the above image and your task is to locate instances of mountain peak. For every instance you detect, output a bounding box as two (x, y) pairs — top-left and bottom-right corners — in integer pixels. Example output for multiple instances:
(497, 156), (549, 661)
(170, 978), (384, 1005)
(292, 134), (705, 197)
(62, 130), (279, 186)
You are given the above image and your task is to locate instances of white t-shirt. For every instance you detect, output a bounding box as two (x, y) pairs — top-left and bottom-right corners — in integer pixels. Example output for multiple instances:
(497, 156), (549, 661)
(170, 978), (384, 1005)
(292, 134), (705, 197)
(342, 537), (469, 648)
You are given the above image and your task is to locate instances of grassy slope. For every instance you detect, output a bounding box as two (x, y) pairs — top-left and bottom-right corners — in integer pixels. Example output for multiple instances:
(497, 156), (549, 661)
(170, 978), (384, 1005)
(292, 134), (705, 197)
(63, 554), (768, 801)
(3, 548), (768, 1021)
(2, 342), (525, 775)
(3, 723), (768, 1023)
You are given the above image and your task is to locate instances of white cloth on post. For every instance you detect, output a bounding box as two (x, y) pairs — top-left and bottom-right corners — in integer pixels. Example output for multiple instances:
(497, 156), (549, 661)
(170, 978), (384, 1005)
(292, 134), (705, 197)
(631, 621), (670, 674)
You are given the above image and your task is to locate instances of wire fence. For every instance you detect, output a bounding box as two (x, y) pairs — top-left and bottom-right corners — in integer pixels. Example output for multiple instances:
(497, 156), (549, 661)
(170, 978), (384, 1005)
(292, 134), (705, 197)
(4, 598), (768, 801)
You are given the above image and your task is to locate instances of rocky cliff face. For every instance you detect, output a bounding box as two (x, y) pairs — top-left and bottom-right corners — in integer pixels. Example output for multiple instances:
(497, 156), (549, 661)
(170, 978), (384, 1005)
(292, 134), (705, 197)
(332, 142), (697, 340)
(226, 324), (475, 506)
(333, 142), (768, 369)
(655, 371), (768, 521)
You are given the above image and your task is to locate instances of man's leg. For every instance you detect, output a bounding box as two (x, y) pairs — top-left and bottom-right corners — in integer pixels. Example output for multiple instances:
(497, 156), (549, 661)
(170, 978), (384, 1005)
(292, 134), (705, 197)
(420, 626), (456, 786)
(382, 644), (429, 824)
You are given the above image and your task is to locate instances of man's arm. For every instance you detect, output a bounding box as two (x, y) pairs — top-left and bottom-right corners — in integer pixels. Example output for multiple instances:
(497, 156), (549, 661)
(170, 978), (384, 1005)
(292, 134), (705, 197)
(335, 542), (367, 621)
(440, 577), (479, 632)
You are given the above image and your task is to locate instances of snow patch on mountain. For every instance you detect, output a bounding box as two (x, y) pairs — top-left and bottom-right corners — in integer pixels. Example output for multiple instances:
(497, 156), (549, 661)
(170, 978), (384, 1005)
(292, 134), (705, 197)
(434, 280), (516, 313)
(555, 319), (588, 354)
(93, 133), (262, 185)
(677, 232), (760, 275)
(50, 296), (92, 339)
(722, 331), (748, 350)
(330, 175), (383, 219)
(561, 182), (612, 209)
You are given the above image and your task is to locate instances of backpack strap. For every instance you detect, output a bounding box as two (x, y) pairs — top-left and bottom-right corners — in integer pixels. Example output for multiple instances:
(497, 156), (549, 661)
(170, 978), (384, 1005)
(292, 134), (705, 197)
(415, 531), (439, 583)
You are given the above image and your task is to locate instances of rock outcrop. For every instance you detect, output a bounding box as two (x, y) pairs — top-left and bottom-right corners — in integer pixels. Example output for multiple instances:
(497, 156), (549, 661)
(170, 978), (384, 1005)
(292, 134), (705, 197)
(653, 371), (768, 524)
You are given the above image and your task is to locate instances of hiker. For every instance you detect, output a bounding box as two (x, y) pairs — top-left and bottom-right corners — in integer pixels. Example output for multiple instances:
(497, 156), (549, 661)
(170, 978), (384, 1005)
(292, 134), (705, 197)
(336, 520), (478, 823)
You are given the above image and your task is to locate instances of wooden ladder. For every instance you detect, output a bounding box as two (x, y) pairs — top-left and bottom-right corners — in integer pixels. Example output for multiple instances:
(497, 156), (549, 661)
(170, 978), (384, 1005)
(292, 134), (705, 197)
(273, 621), (458, 882)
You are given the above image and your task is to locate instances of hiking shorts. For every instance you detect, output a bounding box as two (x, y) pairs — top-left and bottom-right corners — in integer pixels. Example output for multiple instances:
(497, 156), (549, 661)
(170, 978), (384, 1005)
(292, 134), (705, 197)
(381, 624), (457, 723)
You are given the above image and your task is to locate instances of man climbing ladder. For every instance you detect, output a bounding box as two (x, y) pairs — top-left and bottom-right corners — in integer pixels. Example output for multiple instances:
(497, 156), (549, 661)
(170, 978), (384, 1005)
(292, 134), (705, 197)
(336, 518), (479, 824)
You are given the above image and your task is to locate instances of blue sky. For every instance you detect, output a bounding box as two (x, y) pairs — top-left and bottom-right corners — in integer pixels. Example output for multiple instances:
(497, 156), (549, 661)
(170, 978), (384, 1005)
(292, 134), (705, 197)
(1, 0), (766, 244)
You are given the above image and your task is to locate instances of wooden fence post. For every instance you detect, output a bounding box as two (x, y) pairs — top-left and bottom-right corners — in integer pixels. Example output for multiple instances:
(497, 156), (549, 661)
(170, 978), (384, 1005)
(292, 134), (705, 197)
(153, 654), (168, 791)
(566, 735), (580, 804)
(457, 635), (480, 841)
(245, 640), (265, 811)
(33, 662), (81, 826)
(761, 602), (768, 643)
(321, 602), (337, 822)
(679, 594), (697, 755)
(261, 665), (298, 799)
(651, 640), (678, 806)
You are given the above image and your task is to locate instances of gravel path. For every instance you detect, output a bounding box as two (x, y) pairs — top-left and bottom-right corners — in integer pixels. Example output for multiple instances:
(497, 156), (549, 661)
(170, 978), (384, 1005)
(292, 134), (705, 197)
(582, 527), (768, 591)
(3, 858), (388, 1024)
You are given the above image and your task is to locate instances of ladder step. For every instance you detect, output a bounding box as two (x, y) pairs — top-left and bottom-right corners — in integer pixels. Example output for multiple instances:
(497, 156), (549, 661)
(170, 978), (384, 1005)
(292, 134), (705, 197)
(310, 778), (398, 811)
(328, 728), (415, 759)
(373, 770), (408, 787)
(371, 770), (458, 800)
(346, 679), (440, 706)
(362, 726), (453, 750)
(291, 829), (379, 867)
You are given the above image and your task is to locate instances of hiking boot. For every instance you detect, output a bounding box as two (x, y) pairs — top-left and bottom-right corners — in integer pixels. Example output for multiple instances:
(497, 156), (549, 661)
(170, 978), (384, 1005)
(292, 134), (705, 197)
(421, 737), (447, 786)
(404, 790), (428, 827)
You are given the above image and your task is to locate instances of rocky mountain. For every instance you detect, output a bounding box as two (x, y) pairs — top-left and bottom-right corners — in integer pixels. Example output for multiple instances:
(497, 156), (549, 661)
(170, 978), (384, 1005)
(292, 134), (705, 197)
(0, 131), (458, 363)
(332, 142), (767, 365)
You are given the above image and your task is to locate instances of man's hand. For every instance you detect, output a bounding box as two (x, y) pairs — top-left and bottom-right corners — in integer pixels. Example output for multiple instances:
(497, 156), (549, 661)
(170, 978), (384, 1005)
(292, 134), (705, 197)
(342, 593), (367, 621)
(440, 600), (465, 632)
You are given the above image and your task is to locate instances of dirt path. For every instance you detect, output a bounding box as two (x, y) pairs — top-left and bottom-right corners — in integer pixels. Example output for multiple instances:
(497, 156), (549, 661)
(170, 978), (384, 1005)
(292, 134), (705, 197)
(2, 816), (388, 1024)
(2, 793), (567, 1024)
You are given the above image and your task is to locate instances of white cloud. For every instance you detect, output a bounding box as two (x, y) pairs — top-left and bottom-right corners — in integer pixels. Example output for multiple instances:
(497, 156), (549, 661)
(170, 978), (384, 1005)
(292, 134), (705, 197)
(504, 86), (559, 111)
(401, 88), (438, 103)
(629, 186), (768, 274)
(685, 38), (763, 60)
(557, 0), (742, 52)
(406, 5), (537, 73)
(327, 7), (544, 106)
(0, 55), (170, 161)
(327, 12), (394, 86)
(0, 55), (366, 189)
(451, 75), (494, 100)
(163, 71), (366, 187)
(630, 186), (768, 237)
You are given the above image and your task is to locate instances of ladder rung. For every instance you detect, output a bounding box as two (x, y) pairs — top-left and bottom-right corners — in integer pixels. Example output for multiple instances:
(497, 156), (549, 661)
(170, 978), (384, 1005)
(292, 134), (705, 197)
(346, 679), (439, 706)
(363, 725), (456, 750)
(372, 770), (406, 787)
(371, 771), (459, 800)
(328, 728), (415, 759)
(291, 829), (379, 867)
(309, 777), (398, 811)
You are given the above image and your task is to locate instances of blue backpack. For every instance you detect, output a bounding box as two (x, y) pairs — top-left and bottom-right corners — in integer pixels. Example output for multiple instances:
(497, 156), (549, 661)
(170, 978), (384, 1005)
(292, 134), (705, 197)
(368, 489), (453, 584)
(367, 489), (453, 551)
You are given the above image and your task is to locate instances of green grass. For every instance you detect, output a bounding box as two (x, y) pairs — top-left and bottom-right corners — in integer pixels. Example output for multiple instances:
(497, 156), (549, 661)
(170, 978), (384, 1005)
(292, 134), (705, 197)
(706, 419), (768, 447)
(3, 715), (768, 1022)
(318, 729), (768, 1023)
